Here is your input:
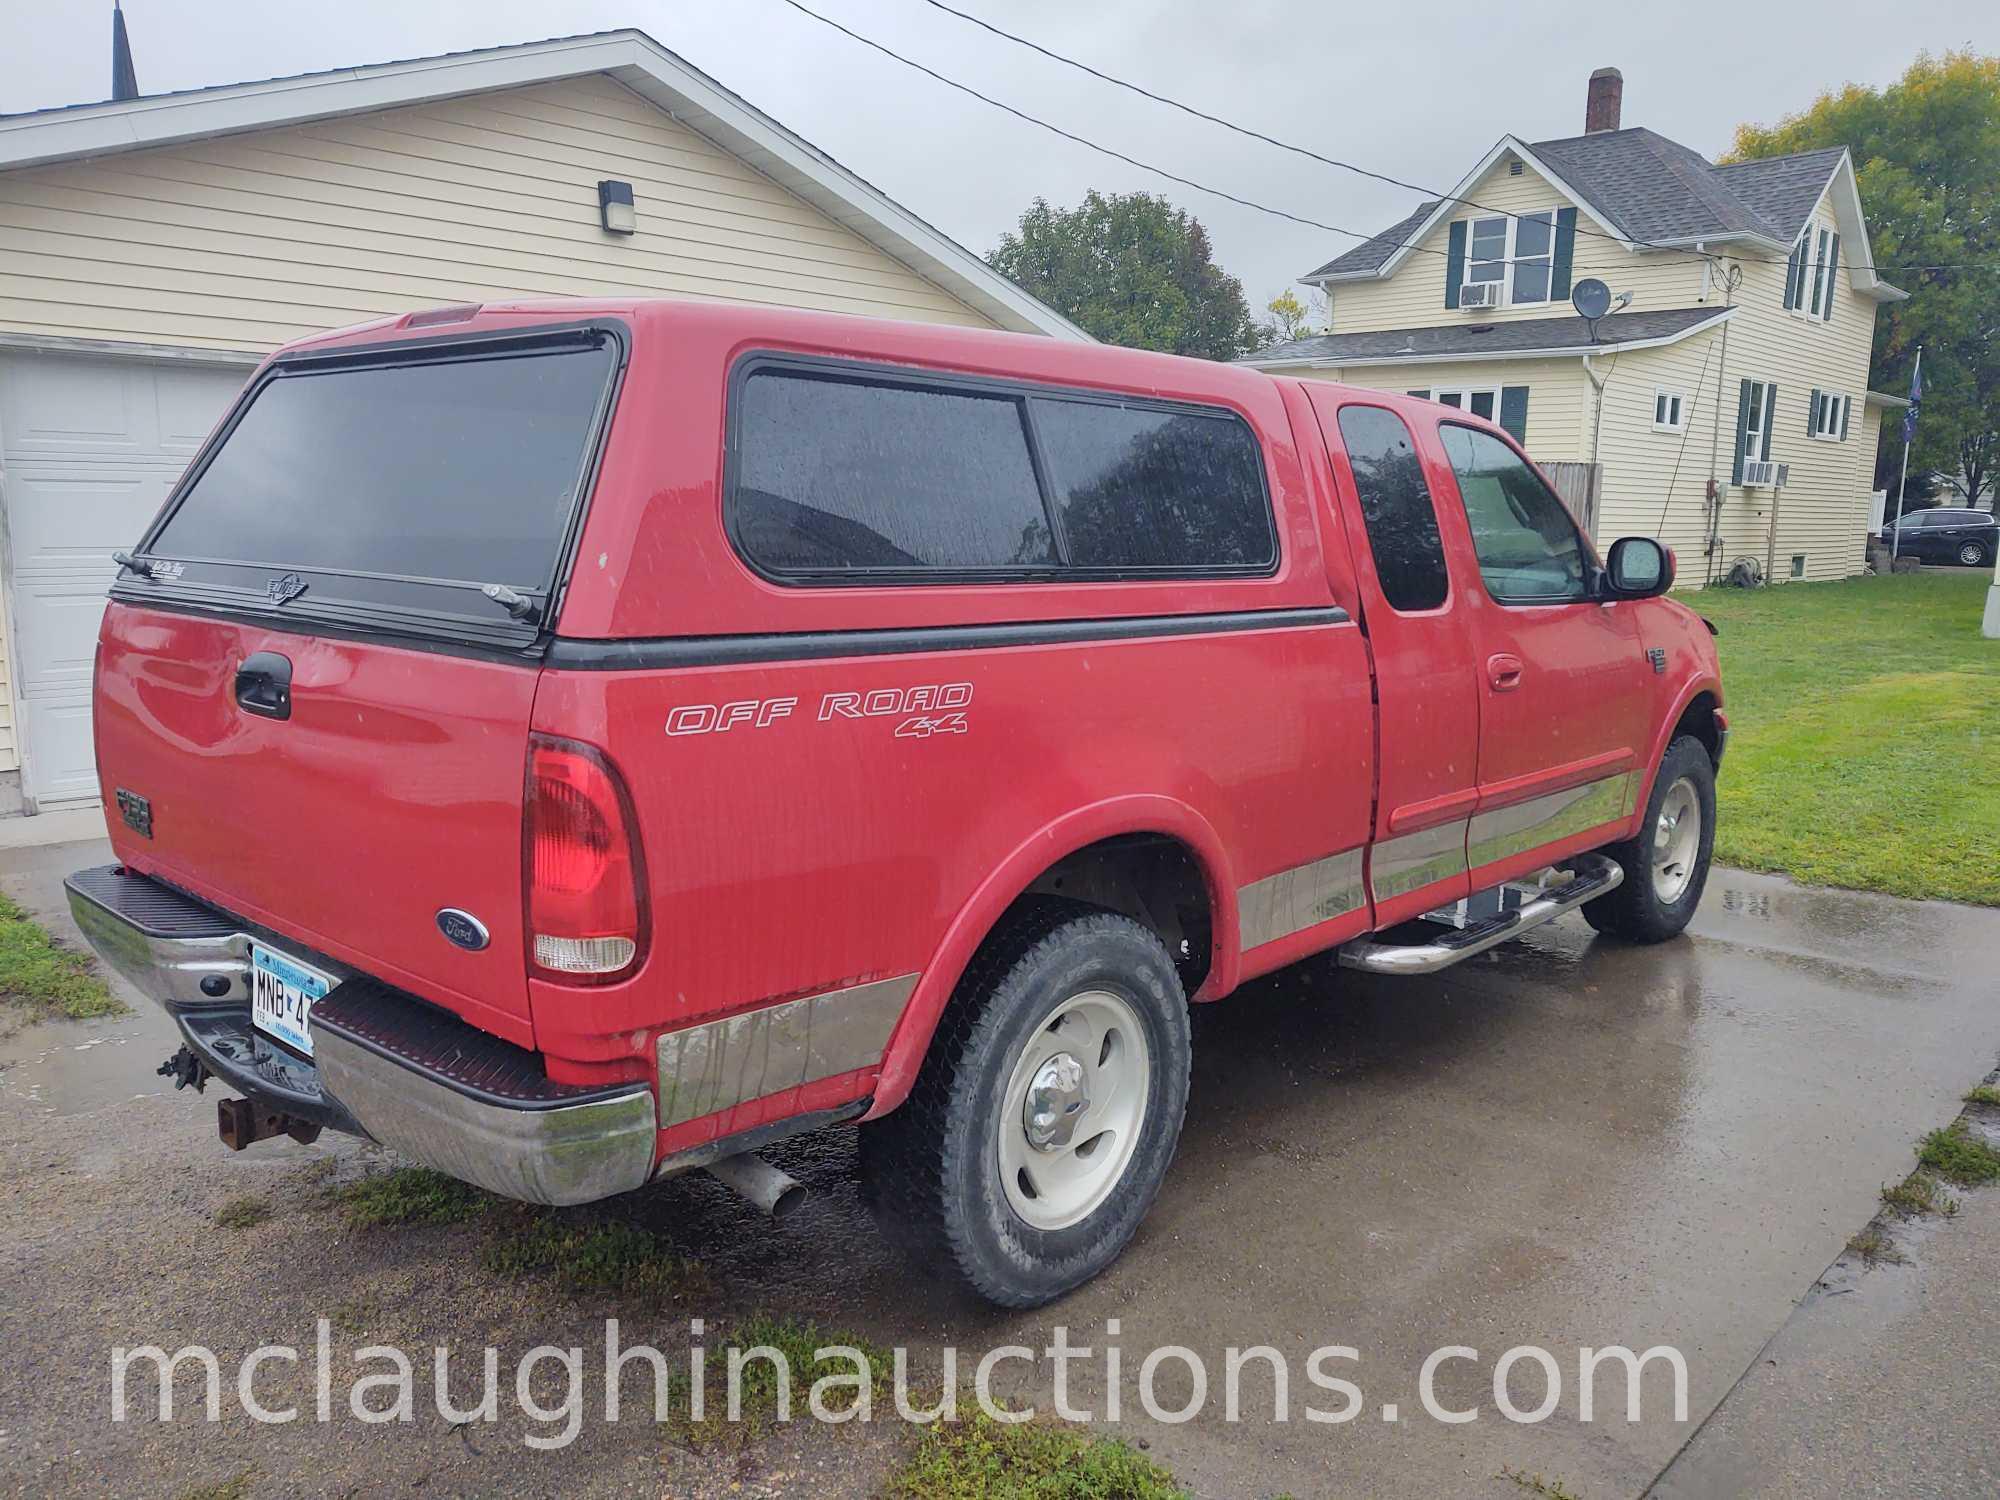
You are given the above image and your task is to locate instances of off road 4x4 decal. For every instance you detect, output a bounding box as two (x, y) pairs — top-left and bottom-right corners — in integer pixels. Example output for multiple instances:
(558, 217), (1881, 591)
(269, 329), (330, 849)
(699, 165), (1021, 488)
(665, 683), (973, 739)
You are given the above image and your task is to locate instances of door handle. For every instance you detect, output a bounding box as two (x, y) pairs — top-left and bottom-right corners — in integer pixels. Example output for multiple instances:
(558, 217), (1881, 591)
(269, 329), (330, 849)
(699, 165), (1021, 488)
(235, 651), (293, 720)
(1487, 653), (1524, 692)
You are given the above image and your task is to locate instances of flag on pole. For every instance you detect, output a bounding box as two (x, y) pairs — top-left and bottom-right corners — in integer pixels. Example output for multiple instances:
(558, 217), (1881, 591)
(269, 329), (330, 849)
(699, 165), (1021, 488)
(1902, 358), (1923, 445)
(112, 2), (139, 102)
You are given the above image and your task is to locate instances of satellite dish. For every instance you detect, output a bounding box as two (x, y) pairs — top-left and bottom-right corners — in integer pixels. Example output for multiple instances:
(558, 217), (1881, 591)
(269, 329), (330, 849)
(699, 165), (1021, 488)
(1571, 278), (1613, 321)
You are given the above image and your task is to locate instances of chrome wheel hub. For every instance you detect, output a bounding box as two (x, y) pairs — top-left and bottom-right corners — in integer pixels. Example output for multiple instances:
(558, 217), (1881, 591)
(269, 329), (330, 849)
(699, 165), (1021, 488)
(1652, 777), (1702, 904)
(1023, 1052), (1089, 1151)
(998, 990), (1151, 1231)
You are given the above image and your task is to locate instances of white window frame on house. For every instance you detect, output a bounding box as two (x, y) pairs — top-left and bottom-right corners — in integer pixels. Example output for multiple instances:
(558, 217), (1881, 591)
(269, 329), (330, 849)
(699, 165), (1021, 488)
(1653, 388), (1687, 433)
(1433, 385), (1502, 422)
(1460, 210), (1557, 308)
(1804, 227), (1832, 318)
(1811, 390), (1849, 440)
(1743, 380), (1775, 466)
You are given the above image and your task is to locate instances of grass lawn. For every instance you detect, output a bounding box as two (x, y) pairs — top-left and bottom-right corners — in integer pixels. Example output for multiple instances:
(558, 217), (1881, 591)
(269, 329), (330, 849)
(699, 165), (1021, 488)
(1693, 570), (1999, 905)
(0, 890), (123, 1020)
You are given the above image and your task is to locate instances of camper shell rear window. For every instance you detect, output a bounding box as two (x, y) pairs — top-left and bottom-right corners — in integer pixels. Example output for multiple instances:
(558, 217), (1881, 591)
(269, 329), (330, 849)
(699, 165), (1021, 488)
(126, 323), (623, 650)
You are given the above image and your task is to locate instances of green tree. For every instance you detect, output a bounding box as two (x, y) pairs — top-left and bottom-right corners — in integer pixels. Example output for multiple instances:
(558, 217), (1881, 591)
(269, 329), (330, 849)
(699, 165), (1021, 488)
(1261, 289), (1313, 343)
(988, 191), (1261, 360)
(1726, 51), (2000, 506)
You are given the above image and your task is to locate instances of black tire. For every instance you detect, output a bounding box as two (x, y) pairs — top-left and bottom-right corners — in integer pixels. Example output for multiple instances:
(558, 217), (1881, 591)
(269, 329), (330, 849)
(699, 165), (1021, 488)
(1960, 542), (1989, 568)
(1581, 735), (1716, 943)
(858, 901), (1191, 1308)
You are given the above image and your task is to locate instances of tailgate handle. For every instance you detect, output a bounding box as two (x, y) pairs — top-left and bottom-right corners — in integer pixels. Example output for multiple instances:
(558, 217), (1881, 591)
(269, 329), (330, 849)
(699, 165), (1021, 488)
(235, 652), (293, 720)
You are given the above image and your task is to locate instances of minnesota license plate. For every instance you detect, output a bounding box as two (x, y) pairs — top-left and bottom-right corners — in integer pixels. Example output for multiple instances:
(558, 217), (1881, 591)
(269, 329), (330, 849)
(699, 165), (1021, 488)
(250, 942), (333, 1058)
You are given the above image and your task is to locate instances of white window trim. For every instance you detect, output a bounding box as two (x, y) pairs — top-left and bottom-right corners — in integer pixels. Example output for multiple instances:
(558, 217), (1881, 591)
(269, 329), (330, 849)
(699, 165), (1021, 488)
(1459, 209), (1558, 309)
(1433, 385), (1502, 421)
(1653, 387), (1687, 433)
(1743, 379), (1775, 463)
(1811, 390), (1848, 441)
(1793, 226), (1832, 320)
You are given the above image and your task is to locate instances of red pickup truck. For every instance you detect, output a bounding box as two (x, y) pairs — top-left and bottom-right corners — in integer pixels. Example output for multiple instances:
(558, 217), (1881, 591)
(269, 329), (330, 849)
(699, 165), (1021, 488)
(69, 299), (1722, 1307)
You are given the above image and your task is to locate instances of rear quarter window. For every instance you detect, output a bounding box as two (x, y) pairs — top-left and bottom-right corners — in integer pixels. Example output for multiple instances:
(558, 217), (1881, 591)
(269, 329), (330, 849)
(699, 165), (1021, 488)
(726, 357), (1277, 583)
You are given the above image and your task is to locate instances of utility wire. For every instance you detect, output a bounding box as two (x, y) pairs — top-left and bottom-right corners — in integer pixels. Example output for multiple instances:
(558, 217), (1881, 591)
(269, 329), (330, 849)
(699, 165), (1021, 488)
(775, 0), (1449, 259)
(908, 0), (1997, 278)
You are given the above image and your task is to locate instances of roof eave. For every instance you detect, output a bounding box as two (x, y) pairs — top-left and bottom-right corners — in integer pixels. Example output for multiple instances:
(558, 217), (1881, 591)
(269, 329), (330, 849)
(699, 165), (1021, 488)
(1238, 307), (1735, 371)
(0, 30), (1089, 342)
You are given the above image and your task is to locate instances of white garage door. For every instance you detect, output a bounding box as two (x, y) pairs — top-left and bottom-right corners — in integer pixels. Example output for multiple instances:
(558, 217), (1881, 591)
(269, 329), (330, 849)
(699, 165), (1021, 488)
(0, 353), (249, 804)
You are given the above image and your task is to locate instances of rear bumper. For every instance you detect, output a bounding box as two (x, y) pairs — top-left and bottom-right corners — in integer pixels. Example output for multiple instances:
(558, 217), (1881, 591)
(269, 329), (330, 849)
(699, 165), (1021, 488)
(65, 865), (657, 1206)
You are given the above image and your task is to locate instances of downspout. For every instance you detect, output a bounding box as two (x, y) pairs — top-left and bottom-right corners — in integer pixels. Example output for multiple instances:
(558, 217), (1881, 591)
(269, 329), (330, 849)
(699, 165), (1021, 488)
(1582, 353), (1609, 542)
(1703, 261), (1741, 585)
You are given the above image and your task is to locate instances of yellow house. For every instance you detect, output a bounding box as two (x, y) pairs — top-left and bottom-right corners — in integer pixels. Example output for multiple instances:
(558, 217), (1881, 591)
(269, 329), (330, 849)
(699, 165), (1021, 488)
(1241, 67), (1908, 591)
(0, 30), (1083, 811)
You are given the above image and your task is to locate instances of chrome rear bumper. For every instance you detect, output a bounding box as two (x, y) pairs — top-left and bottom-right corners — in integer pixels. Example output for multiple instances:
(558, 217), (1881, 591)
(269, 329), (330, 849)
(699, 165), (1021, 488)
(65, 866), (657, 1206)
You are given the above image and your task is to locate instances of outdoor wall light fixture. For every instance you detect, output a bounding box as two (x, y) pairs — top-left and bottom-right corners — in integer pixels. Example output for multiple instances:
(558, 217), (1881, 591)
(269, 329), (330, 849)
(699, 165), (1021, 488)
(598, 179), (636, 235)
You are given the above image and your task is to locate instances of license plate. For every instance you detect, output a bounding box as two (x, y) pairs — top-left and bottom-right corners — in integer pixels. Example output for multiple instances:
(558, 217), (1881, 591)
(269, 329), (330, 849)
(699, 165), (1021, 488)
(251, 943), (333, 1058)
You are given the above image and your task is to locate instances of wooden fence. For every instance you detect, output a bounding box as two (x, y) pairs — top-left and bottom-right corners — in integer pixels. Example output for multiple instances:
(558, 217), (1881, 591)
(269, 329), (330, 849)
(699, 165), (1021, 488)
(1542, 461), (1603, 539)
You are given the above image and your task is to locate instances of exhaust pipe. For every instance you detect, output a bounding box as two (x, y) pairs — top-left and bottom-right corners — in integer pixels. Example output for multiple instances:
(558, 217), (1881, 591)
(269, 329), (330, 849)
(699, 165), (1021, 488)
(705, 1152), (806, 1220)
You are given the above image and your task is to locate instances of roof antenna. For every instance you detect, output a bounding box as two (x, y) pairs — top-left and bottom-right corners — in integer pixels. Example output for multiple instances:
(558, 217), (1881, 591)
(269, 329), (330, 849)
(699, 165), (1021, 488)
(112, 1), (140, 103)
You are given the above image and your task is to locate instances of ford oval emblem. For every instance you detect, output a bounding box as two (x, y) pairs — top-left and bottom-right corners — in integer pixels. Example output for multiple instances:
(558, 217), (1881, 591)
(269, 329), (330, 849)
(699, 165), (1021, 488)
(435, 908), (490, 951)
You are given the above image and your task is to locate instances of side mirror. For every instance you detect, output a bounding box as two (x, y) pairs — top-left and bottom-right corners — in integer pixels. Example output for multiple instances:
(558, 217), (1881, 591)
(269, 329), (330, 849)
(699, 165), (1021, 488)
(1605, 536), (1674, 598)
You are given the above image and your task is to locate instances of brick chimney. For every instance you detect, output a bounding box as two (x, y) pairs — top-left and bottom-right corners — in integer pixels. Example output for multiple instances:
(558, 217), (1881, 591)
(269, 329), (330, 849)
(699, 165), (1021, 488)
(1585, 67), (1623, 133)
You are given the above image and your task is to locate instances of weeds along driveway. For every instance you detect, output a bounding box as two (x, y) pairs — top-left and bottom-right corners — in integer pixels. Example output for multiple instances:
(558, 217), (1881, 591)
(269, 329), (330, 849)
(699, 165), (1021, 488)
(5, 836), (2000, 1499)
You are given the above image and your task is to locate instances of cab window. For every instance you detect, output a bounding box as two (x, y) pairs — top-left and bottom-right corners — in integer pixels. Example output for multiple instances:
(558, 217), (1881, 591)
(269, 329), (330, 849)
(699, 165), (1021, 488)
(1438, 424), (1589, 603)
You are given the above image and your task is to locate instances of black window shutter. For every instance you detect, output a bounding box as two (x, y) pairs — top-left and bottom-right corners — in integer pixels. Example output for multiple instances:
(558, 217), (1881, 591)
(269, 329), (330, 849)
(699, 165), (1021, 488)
(1550, 208), (1578, 302)
(1824, 234), (1840, 321)
(1733, 379), (1752, 484)
(1761, 384), (1776, 460)
(1444, 221), (1466, 309)
(1783, 240), (1799, 310)
(1809, 388), (1822, 436)
(1499, 386), (1530, 443)
(1840, 394), (1851, 441)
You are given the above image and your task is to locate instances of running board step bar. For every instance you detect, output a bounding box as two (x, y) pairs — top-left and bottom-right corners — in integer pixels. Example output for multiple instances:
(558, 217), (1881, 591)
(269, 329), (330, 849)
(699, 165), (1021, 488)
(1338, 855), (1625, 976)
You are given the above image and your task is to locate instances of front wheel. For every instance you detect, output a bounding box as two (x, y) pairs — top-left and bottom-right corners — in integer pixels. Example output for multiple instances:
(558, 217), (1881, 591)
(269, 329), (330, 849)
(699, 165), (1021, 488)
(1582, 735), (1717, 943)
(858, 902), (1191, 1308)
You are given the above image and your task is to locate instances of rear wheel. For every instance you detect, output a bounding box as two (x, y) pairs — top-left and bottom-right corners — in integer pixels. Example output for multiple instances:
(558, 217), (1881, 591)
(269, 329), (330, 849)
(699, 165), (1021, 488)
(1582, 735), (1716, 943)
(1960, 541), (1989, 567)
(859, 902), (1191, 1308)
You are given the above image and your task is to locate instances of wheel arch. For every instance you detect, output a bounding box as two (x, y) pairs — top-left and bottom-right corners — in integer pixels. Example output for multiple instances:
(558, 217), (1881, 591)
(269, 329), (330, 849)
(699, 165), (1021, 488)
(865, 795), (1238, 1119)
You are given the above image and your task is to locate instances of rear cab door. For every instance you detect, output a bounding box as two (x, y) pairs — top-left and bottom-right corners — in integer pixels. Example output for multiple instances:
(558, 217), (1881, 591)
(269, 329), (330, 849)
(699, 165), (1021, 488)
(1423, 418), (1651, 888)
(1304, 386), (1481, 925)
(92, 315), (626, 1049)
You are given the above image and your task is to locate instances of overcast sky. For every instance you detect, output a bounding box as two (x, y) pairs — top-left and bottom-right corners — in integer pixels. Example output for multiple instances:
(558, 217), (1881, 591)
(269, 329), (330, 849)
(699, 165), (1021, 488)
(7, 1), (1996, 314)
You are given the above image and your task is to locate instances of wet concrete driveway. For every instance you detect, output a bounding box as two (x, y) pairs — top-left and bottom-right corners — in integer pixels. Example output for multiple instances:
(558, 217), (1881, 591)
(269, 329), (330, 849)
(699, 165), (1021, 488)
(4, 837), (1998, 1498)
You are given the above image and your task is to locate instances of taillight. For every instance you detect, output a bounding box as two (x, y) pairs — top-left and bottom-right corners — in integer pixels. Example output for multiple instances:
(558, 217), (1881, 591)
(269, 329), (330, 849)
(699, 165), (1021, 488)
(524, 734), (649, 984)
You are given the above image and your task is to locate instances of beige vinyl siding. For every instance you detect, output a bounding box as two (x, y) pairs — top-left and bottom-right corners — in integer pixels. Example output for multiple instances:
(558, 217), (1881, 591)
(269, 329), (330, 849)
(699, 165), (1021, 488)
(1323, 156), (1712, 335)
(1586, 332), (1729, 562)
(1705, 194), (1880, 582)
(1329, 358), (1590, 461)
(0, 73), (994, 352)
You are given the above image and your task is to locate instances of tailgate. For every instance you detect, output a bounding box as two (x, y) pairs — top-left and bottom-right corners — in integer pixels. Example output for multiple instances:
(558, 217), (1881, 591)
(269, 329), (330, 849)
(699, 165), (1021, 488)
(95, 607), (542, 1044)
(91, 319), (627, 1048)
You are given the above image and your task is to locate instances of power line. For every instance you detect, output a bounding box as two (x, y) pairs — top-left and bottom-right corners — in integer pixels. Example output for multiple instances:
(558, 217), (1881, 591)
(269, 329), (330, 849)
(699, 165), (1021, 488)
(909, 0), (1997, 279)
(774, 0), (1454, 257)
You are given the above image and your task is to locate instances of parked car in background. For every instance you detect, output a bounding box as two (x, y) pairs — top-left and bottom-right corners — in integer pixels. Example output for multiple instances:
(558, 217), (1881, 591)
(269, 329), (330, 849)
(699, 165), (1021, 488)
(68, 299), (1725, 1308)
(1881, 508), (1998, 567)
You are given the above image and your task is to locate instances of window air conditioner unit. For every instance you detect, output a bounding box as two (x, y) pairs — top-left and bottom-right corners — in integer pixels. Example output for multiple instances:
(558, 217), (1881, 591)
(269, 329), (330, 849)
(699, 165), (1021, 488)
(1459, 282), (1502, 309)
(1742, 459), (1778, 487)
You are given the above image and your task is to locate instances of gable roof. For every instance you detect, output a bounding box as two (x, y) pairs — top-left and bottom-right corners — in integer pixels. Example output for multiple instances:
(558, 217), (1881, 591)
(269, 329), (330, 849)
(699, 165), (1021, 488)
(0, 29), (1088, 341)
(1240, 305), (1733, 368)
(1306, 128), (1901, 300)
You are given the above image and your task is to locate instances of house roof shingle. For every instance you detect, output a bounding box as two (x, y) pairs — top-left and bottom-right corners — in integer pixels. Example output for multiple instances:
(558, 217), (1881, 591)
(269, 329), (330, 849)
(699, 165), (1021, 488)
(1307, 130), (1846, 282)
(1240, 305), (1728, 366)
